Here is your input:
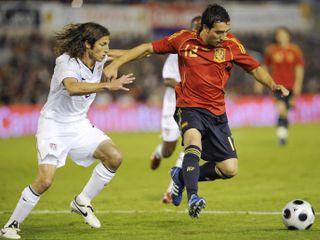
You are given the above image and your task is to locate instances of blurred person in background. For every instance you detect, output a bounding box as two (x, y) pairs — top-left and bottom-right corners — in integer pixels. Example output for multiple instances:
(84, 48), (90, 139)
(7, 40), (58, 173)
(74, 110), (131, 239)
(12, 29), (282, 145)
(105, 4), (289, 218)
(255, 26), (304, 146)
(150, 16), (202, 204)
(0, 22), (134, 239)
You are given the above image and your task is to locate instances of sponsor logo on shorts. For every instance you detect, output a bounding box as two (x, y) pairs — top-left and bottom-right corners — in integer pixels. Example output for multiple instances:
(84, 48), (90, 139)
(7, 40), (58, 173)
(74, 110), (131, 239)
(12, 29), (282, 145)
(49, 143), (57, 151)
(181, 121), (188, 129)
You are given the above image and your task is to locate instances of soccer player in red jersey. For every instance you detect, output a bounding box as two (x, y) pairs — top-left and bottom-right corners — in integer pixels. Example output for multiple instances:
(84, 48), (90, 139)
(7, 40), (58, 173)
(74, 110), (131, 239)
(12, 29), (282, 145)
(258, 27), (304, 145)
(105, 4), (289, 218)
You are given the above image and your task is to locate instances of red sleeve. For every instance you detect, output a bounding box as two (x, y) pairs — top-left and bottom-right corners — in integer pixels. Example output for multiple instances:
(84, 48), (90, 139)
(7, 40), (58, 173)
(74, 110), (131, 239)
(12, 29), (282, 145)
(292, 45), (304, 66)
(152, 30), (190, 54)
(152, 37), (176, 54)
(232, 43), (260, 72)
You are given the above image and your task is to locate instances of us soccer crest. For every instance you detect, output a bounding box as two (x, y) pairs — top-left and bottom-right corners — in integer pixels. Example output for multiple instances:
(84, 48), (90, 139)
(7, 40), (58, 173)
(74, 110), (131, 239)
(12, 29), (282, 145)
(214, 48), (226, 63)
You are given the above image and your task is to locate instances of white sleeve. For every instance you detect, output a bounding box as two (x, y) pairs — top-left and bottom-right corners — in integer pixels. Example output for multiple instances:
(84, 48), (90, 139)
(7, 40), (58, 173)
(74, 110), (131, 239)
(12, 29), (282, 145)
(55, 54), (81, 84)
(162, 54), (181, 83)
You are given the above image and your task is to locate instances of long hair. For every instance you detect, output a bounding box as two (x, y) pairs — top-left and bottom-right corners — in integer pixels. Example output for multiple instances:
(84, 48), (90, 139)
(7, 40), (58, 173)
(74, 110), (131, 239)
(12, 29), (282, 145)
(201, 4), (230, 30)
(54, 22), (110, 58)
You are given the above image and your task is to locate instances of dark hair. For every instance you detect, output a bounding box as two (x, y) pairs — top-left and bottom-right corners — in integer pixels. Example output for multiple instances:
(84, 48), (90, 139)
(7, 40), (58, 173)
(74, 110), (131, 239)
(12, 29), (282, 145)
(201, 4), (230, 30)
(273, 26), (292, 43)
(54, 22), (110, 58)
(190, 16), (201, 30)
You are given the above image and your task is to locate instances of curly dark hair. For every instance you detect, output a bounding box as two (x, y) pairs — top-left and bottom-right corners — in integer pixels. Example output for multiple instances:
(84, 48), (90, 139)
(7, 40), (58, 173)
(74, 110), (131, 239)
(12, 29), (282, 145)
(201, 4), (230, 30)
(54, 22), (110, 58)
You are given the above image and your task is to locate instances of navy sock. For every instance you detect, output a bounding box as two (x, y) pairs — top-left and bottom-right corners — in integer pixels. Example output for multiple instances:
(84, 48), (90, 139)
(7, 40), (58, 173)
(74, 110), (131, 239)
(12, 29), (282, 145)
(277, 117), (289, 128)
(182, 145), (201, 200)
(199, 162), (229, 181)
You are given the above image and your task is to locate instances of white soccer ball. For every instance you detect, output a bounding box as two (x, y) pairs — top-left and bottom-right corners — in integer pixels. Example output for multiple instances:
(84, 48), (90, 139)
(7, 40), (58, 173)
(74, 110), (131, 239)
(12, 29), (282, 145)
(282, 199), (315, 230)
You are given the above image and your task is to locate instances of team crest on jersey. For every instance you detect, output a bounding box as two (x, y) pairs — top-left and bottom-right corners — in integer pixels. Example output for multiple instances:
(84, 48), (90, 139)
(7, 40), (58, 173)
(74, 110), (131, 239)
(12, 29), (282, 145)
(214, 48), (226, 63)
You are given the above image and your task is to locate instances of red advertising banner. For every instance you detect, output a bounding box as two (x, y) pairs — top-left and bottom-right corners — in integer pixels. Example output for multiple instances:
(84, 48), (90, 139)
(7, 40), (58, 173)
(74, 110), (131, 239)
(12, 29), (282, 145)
(1, 95), (320, 138)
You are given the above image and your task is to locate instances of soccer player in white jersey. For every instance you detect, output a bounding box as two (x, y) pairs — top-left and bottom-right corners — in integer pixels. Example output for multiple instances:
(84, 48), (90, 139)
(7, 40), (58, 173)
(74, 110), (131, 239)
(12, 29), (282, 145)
(150, 16), (202, 204)
(0, 22), (135, 239)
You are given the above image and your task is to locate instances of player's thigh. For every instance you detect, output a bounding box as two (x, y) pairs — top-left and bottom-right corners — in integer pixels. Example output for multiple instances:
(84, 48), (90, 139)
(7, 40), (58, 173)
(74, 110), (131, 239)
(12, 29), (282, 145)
(68, 124), (110, 167)
(201, 114), (237, 162)
(161, 115), (180, 142)
(275, 100), (288, 116)
(36, 119), (72, 168)
(175, 108), (204, 148)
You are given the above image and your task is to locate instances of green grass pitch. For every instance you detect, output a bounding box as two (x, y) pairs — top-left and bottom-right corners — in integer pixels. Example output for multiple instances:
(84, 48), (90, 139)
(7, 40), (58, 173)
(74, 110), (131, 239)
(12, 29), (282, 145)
(1, 124), (320, 240)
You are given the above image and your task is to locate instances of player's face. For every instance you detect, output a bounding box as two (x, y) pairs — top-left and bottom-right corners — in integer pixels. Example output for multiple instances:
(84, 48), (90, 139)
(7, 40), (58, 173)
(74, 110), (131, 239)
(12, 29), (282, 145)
(275, 29), (291, 45)
(205, 22), (231, 47)
(88, 36), (110, 62)
(191, 18), (202, 32)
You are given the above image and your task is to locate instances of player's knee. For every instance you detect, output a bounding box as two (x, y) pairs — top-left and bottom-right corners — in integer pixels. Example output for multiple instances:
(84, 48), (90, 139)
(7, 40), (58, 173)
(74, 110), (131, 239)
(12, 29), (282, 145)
(221, 165), (238, 178)
(34, 177), (53, 193)
(162, 147), (174, 158)
(103, 149), (123, 170)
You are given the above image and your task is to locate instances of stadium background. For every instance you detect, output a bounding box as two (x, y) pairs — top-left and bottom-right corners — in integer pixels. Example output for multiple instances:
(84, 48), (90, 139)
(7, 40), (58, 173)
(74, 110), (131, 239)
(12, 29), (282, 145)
(0, 1), (320, 239)
(0, 0), (320, 137)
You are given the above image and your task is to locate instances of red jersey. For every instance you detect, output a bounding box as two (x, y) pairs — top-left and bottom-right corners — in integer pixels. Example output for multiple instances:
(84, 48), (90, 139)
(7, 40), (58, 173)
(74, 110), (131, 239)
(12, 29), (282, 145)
(265, 43), (304, 90)
(152, 30), (260, 115)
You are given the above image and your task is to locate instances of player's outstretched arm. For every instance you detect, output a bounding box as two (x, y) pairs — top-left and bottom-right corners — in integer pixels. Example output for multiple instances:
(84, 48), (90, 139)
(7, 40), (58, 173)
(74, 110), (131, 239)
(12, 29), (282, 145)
(104, 43), (154, 81)
(63, 74), (135, 96)
(250, 66), (289, 97)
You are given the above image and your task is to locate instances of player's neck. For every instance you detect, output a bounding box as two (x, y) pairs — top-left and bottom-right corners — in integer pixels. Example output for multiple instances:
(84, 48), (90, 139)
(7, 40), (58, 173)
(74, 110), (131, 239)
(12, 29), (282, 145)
(81, 52), (95, 70)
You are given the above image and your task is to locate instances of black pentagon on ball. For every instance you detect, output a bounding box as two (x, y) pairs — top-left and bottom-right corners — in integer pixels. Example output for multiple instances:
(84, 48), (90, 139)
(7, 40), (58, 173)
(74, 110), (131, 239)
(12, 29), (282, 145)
(311, 207), (315, 216)
(293, 200), (304, 205)
(288, 226), (298, 230)
(306, 224), (313, 230)
(298, 213), (308, 221)
(283, 209), (291, 219)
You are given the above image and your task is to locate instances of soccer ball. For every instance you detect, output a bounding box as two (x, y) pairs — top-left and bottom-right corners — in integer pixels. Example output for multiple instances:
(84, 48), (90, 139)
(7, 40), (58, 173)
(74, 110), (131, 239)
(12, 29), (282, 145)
(282, 199), (315, 230)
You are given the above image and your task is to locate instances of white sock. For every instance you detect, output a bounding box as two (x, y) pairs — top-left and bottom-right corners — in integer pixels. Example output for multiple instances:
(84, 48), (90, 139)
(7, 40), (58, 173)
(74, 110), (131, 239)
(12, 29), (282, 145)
(277, 126), (288, 139)
(6, 186), (40, 226)
(78, 163), (116, 204)
(155, 144), (163, 159)
(175, 152), (184, 168)
(166, 152), (184, 192)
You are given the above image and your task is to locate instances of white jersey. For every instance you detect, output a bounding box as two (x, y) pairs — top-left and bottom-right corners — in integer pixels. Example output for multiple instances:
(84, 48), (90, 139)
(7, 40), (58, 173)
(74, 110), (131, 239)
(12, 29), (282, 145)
(162, 54), (181, 117)
(40, 53), (108, 123)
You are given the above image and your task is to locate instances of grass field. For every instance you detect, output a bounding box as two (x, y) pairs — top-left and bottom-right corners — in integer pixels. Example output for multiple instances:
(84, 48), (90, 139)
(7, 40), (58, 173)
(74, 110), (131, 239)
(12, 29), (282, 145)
(1, 123), (320, 240)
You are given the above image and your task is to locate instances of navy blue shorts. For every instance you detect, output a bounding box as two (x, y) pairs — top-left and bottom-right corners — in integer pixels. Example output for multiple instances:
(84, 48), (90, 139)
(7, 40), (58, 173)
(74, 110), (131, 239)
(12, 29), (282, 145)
(174, 107), (237, 162)
(274, 90), (293, 109)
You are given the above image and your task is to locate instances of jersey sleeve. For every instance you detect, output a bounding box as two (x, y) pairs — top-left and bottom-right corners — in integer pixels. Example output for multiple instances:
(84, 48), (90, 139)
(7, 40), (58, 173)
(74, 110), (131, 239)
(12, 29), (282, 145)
(231, 40), (260, 72)
(162, 54), (181, 82)
(55, 54), (81, 84)
(152, 30), (189, 54)
(292, 45), (304, 66)
(152, 37), (176, 54)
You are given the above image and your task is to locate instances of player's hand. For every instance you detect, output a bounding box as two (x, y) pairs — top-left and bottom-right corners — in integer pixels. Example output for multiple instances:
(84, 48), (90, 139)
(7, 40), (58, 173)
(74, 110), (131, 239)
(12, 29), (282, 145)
(106, 73), (135, 91)
(103, 64), (119, 82)
(271, 84), (289, 97)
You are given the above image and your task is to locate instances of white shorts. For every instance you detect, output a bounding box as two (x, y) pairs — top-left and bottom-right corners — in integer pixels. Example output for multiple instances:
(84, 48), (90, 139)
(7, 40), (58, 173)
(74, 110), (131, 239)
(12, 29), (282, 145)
(161, 115), (180, 142)
(36, 117), (110, 168)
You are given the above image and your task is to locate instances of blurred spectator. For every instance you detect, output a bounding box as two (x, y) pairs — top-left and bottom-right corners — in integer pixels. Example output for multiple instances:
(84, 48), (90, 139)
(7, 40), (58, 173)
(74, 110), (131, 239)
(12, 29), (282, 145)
(0, 29), (319, 105)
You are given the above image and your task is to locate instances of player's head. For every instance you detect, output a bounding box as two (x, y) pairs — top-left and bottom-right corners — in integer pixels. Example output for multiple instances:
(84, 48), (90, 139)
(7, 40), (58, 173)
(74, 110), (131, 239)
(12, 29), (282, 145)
(200, 4), (231, 47)
(54, 22), (110, 61)
(190, 16), (202, 32)
(274, 26), (292, 46)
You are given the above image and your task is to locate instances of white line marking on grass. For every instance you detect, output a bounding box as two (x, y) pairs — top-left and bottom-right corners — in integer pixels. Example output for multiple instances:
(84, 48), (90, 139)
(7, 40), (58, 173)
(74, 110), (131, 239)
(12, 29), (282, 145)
(0, 209), (286, 215)
(1, 209), (319, 215)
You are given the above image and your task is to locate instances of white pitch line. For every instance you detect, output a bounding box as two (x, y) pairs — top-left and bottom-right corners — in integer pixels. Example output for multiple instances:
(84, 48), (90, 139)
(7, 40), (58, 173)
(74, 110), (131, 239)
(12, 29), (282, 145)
(0, 209), (318, 215)
(0, 209), (285, 215)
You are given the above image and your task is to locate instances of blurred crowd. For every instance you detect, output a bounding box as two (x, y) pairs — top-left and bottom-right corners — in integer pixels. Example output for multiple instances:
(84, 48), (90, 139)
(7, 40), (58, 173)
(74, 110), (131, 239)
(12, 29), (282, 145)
(0, 30), (319, 105)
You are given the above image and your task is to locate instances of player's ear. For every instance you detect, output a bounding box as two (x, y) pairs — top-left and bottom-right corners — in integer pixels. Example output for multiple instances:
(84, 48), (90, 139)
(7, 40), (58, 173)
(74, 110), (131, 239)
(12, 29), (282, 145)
(203, 25), (210, 33)
(85, 40), (92, 50)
